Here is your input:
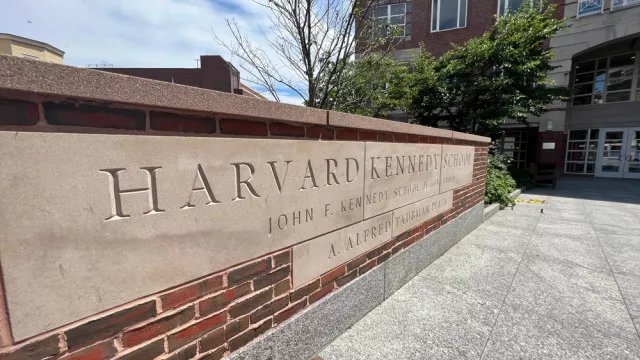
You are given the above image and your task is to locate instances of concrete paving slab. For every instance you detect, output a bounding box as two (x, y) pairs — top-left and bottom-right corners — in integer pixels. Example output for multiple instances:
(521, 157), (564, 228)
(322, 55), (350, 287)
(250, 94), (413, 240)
(319, 178), (640, 360)
(320, 275), (502, 360)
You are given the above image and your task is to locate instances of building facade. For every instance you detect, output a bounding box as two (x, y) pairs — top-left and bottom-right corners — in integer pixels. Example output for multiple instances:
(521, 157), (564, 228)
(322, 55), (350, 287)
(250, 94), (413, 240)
(0, 33), (64, 63)
(98, 55), (266, 99)
(371, 0), (640, 178)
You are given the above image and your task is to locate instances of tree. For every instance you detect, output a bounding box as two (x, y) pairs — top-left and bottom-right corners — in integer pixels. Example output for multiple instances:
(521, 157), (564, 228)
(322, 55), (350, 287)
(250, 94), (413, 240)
(324, 54), (410, 118)
(214, 0), (402, 108)
(409, 1), (568, 136)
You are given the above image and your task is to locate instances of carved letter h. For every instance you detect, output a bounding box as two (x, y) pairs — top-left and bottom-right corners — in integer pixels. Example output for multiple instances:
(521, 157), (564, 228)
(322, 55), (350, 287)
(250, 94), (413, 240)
(100, 167), (165, 221)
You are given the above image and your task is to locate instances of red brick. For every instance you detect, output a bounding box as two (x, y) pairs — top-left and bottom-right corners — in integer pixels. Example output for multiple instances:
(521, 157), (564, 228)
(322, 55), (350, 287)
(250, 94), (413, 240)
(335, 128), (358, 140)
(335, 270), (358, 287)
(309, 284), (334, 304)
(250, 296), (289, 323)
(307, 126), (335, 140)
(378, 133), (393, 142)
(219, 118), (267, 136)
(377, 252), (392, 264)
(358, 130), (377, 141)
(346, 254), (367, 272)
(122, 305), (195, 347)
(394, 133), (408, 142)
(274, 278), (291, 297)
(383, 239), (397, 252)
(198, 345), (227, 360)
(167, 311), (227, 351)
(273, 250), (291, 267)
(150, 111), (216, 133)
(58, 339), (118, 360)
(228, 288), (273, 319)
(160, 274), (224, 311)
(65, 300), (156, 351)
(270, 122), (305, 137)
(359, 259), (377, 275)
(43, 102), (145, 130)
(274, 299), (308, 324)
(0, 99), (39, 126)
(226, 315), (250, 340)
(199, 327), (226, 353)
(0, 334), (60, 360)
(228, 258), (272, 286)
(115, 338), (165, 360)
(321, 266), (346, 286)
(253, 265), (290, 291)
(228, 320), (271, 352)
(165, 343), (197, 360)
(366, 246), (384, 260)
(199, 282), (252, 317)
(407, 134), (420, 143)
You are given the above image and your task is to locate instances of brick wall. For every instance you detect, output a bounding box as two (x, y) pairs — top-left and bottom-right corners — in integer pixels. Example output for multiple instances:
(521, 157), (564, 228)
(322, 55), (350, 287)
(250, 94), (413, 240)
(0, 56), (489, 360)
(0, 94), (488, 360)
(368, 0), (567, 57)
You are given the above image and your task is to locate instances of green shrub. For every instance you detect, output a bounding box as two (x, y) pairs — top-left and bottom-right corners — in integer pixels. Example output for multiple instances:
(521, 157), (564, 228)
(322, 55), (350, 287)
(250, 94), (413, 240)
(485, 154), (517, 207)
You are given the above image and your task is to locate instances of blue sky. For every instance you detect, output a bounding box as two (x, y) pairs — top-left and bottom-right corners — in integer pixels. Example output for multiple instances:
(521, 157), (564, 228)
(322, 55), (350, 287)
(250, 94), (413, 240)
(1, 0), (304, 105)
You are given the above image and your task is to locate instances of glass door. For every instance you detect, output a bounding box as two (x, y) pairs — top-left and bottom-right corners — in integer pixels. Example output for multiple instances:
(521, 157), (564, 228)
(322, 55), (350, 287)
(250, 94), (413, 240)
(623, 128), (640, 179)
(596, 128), (627, 178)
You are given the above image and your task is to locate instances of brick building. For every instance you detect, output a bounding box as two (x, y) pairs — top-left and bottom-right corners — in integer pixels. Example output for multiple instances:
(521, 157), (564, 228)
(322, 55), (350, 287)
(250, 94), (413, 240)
(0, 33), (64, 63)
(368, 0), (640, 179)
(98, 55), (266, 100)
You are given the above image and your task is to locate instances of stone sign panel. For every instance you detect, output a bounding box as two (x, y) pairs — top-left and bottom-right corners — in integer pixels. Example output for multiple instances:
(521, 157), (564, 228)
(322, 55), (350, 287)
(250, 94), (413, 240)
(439, 145), (475, 193)
(391, 191), (453, 236)
(363, 143), (442, 219)
(0, 132), (475, 340)
(0, 132), (365, 340)
(292, 213), (393, 287)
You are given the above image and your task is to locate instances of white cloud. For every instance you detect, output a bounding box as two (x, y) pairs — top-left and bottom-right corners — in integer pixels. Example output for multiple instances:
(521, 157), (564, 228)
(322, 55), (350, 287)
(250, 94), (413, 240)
(0, 0), (304, 103)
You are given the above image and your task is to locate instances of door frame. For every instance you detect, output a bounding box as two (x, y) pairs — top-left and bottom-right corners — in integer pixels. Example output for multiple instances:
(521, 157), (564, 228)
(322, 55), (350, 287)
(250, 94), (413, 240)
(622, 127), (640, 179)
(596, 128), (627, 178)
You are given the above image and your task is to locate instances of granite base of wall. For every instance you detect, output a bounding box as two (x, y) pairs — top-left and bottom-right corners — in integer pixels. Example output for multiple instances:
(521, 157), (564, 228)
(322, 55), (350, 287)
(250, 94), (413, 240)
(226, 202), (485, 360)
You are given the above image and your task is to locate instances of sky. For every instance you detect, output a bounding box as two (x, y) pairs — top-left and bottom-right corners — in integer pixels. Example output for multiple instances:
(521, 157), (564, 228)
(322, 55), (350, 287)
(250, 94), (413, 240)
(1, 0), (305, 105)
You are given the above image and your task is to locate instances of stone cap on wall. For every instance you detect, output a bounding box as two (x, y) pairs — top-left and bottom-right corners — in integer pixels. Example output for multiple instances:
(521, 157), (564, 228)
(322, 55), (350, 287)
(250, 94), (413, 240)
(0, 55), (490, 143)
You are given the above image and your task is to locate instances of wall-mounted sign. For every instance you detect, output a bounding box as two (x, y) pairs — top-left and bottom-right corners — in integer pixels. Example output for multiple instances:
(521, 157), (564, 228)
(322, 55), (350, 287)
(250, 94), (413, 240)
(542, 142), (556, 150)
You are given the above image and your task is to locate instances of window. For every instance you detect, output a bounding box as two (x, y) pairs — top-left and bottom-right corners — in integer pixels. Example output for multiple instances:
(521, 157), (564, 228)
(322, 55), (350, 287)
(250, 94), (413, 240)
(497, 0), (525, 15)
(431, 0), (467, 32)
(577, 0), (603, 17)
(565, 129), (599, 174)
(501, 130), (529, 169)
(612, 0), (640, 9)
(374, 3), (411, 37)
(571, 53), (639, 107)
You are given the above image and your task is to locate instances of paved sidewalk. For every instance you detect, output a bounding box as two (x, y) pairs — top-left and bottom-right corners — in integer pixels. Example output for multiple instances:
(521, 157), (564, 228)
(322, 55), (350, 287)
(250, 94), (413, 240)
(319, 178), (640, 360)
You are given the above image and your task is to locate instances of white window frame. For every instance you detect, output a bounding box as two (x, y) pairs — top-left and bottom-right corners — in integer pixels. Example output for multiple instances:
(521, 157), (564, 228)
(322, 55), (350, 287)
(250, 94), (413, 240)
(565, 129), (599, 175)
(497, 0), (542, 17)
(576, 0), (604, 18)
(611, 0), (640, 10)
(374, 4), (407, 38)
(431, 0), (467, 33)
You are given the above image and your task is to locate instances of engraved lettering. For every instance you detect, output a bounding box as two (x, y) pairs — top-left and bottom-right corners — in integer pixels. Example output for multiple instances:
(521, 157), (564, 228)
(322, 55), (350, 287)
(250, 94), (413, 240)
(231, 162), (261, 201)
(100, 167), (165, 221)
(396, 156), (405, 175)
(181, 164), (220, 209)
(300, 160), (319, 190)
(346, 158), (359, 183)
(385, 156), (392, 178)
(370, 157), (381, 180)
(267, 160), (292, 194)
(325, 159), (339, 186)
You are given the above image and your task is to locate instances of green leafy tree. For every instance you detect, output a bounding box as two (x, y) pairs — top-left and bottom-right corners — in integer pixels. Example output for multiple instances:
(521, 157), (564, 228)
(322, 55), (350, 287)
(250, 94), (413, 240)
(325, 54), (411, 118)
(409, 1), (568, 136)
